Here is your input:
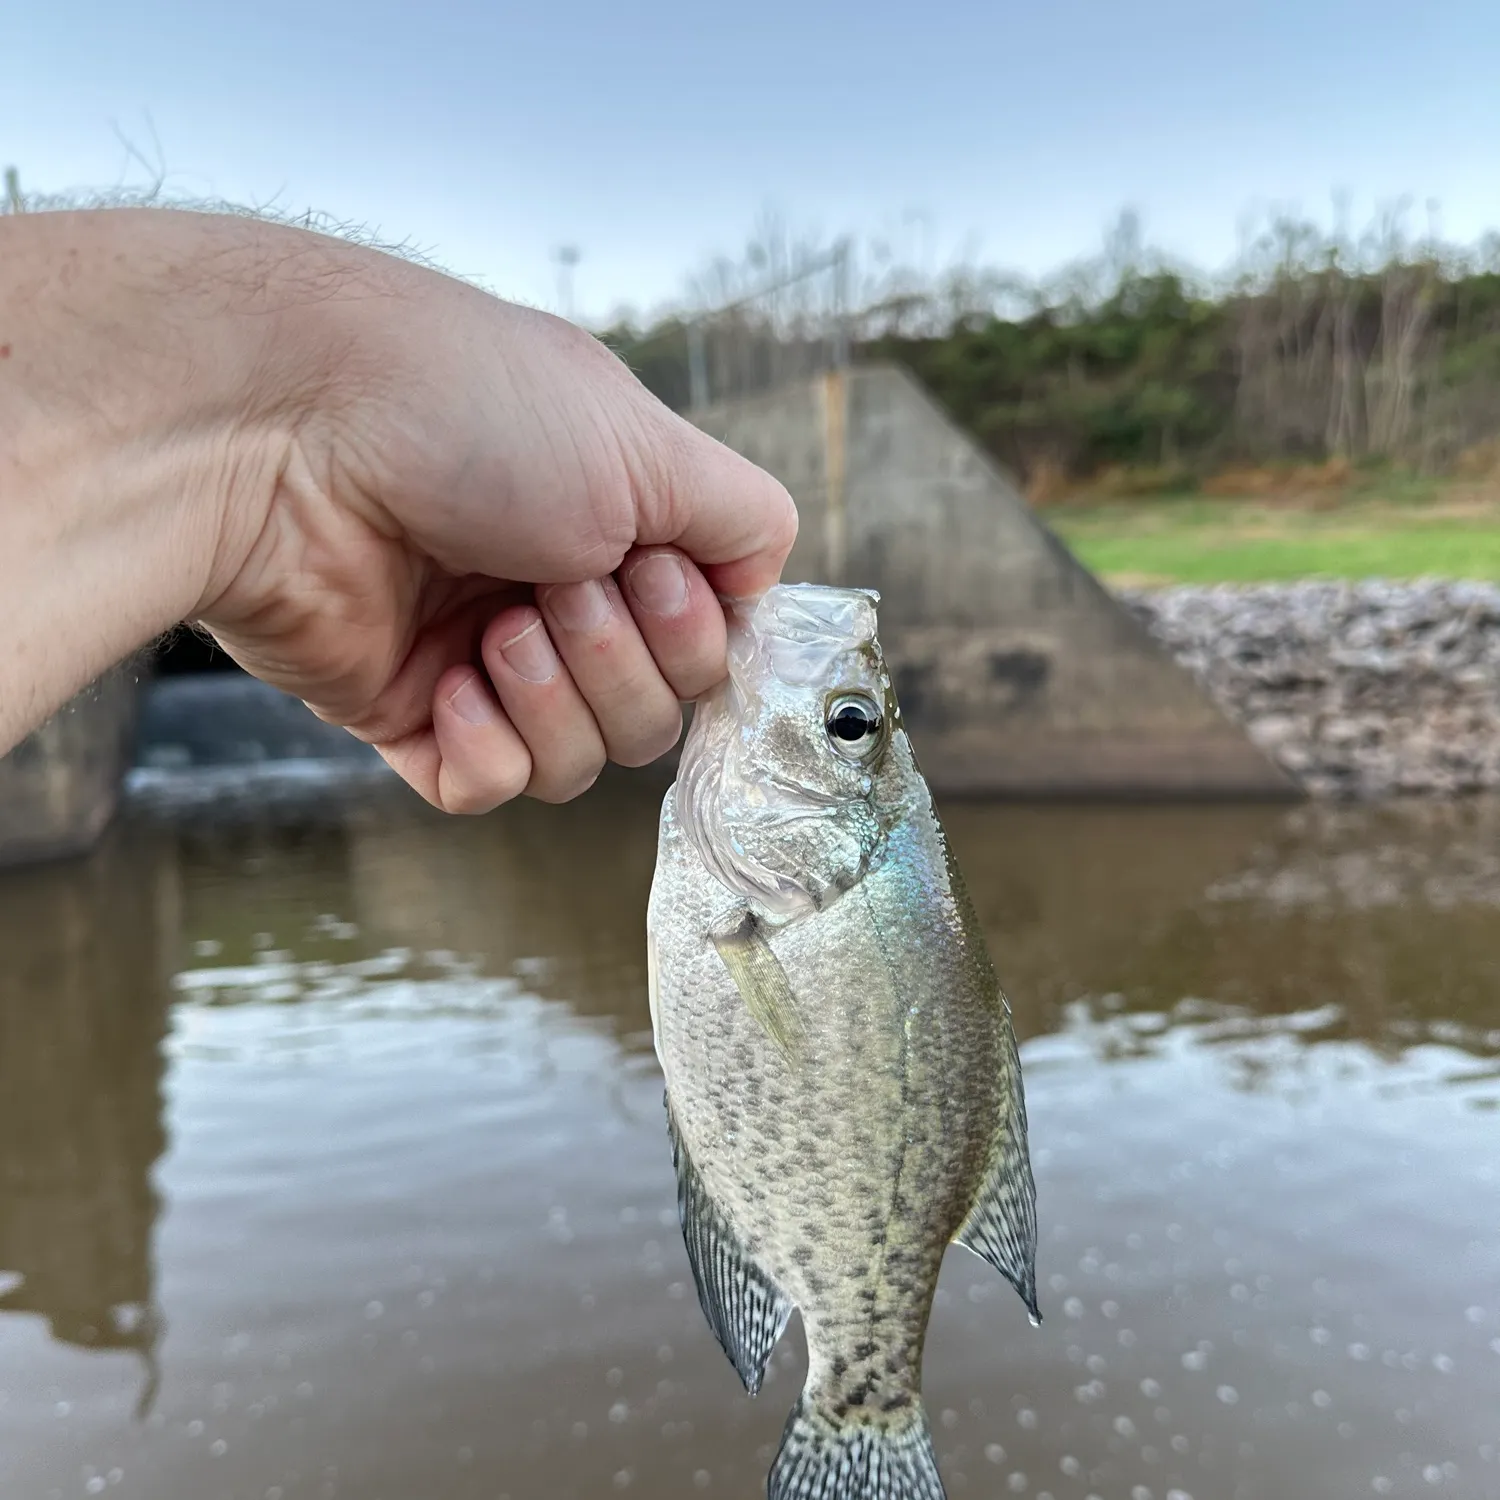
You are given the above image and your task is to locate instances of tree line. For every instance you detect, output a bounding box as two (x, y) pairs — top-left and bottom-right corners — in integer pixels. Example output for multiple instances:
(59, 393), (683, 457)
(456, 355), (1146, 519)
(601, 206), (1500, 493)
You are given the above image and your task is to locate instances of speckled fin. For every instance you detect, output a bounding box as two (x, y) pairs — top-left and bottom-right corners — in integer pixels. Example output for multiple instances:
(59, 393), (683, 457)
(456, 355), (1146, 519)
(953, 1013), (1041, 1322)
(667, 1099), (792, 1396)
(770, 1397), (945, 1500)
(709, 908), (806, 1063)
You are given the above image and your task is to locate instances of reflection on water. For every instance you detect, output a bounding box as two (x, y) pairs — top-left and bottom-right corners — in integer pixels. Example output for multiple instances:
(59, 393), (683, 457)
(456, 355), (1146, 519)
(1, 782), (1498, 1499)
(0, 831), (166, 1412)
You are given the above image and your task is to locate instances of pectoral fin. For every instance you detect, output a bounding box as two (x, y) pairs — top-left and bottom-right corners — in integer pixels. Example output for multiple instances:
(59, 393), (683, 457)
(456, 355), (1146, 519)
(667, 1100), (792, 1396)
(710, 909), (806, 1064)
(954, 1006), (1040, 1322)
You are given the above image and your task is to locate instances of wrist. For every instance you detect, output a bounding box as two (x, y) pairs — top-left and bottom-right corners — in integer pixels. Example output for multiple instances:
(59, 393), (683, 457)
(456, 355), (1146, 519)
(0, 209), (313, 749)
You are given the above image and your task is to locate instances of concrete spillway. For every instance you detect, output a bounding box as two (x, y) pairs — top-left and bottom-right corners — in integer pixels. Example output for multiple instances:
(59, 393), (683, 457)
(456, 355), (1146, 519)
(690, 363), (1295, 798)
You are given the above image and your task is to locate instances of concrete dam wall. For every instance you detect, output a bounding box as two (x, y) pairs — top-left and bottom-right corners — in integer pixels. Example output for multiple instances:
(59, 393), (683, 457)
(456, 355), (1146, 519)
(691, 363), (1295, 798)
(0, 669), (141, 870)
(0, 363), (1295, 868)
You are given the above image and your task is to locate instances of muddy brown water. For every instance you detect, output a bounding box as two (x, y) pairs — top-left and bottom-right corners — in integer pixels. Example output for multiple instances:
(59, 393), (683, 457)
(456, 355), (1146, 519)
(2, 779), (1499, 1500)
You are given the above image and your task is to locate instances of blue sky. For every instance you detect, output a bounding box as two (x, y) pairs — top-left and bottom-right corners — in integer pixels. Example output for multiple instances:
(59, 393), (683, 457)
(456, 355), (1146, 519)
(7, 0), (1499, 322)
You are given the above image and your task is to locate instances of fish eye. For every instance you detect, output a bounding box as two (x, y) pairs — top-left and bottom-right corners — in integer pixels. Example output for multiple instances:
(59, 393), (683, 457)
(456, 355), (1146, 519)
(824, 693), (885, 759)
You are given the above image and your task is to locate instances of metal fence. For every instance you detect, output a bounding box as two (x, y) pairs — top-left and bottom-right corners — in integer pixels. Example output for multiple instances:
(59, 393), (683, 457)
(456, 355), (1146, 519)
(603, 241), (859, 414)
(681, 240), (852, 410)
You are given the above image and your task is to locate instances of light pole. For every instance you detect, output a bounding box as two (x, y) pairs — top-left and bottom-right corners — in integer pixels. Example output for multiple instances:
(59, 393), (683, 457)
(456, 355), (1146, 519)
(554, 245), (581, 322)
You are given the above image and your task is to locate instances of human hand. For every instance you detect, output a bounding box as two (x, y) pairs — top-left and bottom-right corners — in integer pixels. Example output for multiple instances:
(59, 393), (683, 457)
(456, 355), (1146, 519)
(200, 234), (796, 813)
(0, 210), (796, 810)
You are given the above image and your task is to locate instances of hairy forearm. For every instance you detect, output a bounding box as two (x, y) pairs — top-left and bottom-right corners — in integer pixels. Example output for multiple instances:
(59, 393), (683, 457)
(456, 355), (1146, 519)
(0, 209), (327, 754)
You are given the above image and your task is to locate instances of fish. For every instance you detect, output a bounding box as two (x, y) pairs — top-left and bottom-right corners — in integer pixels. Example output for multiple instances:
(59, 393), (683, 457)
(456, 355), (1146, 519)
(646, 582), (1039, 1500)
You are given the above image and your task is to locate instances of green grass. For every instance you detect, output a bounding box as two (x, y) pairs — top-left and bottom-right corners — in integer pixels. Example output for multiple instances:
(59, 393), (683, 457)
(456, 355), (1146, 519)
(1047, 492), (1500, 585)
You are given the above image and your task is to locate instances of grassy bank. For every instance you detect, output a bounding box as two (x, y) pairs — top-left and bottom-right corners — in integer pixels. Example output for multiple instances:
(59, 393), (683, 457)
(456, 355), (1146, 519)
(1045, 480), (1500, 586)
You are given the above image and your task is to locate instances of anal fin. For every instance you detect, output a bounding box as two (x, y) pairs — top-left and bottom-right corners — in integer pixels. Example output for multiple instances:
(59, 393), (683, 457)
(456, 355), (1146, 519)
(667, 1099), (792, 1395)
(954, 1009), (1040, 1322)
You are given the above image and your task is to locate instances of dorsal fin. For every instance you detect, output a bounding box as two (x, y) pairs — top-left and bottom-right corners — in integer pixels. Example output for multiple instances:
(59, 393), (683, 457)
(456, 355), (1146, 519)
(953, 1001), (1040, 1322)
(667, 1100), (793, 1394)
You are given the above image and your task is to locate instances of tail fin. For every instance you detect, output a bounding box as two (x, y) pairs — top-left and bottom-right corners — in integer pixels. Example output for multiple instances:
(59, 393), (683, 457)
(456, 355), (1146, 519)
(769, 1395), (945, 1500)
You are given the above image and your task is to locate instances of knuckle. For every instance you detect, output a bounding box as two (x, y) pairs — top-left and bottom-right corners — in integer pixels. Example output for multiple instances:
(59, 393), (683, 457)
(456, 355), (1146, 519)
(442, 785), (496, 816)
(445, 751), (530, 815)
(666, 655), (725, 703)
(529, 745), (606, 804)
(531, 767), (602, 804)
(492, 755), (533, 805)
(762, 479), (800, 557)
(609, 706), (685, 768)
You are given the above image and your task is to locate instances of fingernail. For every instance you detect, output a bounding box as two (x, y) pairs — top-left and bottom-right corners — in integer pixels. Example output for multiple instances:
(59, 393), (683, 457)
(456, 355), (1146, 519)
(543, 578), (613, 633)
(626, 552), (689, 617)
(447, 673), (494, 726)
(499, 619), (559, 683)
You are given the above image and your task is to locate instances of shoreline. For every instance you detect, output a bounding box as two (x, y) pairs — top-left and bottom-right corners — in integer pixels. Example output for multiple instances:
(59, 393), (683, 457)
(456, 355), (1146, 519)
(1121, 580), (1500, 799)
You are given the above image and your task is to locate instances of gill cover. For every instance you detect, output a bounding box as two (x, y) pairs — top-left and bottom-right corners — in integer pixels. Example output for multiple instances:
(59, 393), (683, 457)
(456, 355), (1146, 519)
(676, 585), (902, 922)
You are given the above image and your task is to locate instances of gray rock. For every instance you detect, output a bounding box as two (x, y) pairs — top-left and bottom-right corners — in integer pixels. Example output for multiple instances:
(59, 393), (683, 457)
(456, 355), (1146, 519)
(1118, 581), (1500, 799)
